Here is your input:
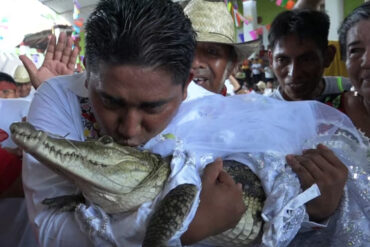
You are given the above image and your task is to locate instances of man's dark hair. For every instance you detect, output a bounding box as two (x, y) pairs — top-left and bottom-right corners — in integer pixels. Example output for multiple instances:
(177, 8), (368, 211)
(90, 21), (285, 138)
(85, 0), (196, 86)
(338, 2), (370, 60)
(268, 9), (330, 52)
(0, 72), (16, 84)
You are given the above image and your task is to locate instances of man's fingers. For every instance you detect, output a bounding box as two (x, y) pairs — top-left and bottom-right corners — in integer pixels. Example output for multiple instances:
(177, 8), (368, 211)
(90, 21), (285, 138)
(61, 36), (73, 64)
(44, 34), (56, 62)
(67, 46), (80, 71)
(286, 155), (315, 189)
(19, 55), (37, 80)
(53, 32), (67, 61)
(218, 170), (237, 186)
(316, 144), (348, 170)
(293, 155), (325, 180)
(202, 158), (223, 184)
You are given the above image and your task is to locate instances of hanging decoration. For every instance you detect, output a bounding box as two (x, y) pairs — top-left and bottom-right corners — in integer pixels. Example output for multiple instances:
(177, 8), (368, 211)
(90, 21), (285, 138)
(276, 0), (296, 9)
(225, 0), (253, 25)
(223, 0), (291, 42)
(72, 0), (83, 40)
(72, 0), (84, 72)
(285, 0), (295, 10)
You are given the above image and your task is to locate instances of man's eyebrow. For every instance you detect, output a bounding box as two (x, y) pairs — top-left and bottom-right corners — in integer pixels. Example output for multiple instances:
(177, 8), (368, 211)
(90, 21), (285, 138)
(140, 98), (171, 108)
(99, 91), (125, 105)
(347, 40), (361, 47)
(274, 53), (289, 58)
(99, 90), (172, 108)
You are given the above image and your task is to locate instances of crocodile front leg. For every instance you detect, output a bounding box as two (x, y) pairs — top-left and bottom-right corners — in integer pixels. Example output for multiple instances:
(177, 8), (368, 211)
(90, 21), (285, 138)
(42, 194), (85, 212)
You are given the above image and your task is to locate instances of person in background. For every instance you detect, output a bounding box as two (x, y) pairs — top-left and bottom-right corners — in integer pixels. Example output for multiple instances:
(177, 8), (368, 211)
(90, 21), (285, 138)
(256, 81), (266, 94)
(268, 9), (352, 102)
(13, 65), (35, 100)
(251, 57), (264, 85)
(185, 0), (258, 96)
(241, 59), (253, 89)
(0, 72), (17, 99)
(334, 2), (370, 138)
(263, 81), (275, 96)
(264, 63), (275, 84)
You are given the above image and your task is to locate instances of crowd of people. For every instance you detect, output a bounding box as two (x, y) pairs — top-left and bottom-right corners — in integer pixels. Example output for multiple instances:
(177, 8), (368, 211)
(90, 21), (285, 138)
(0, 0), (369, 246)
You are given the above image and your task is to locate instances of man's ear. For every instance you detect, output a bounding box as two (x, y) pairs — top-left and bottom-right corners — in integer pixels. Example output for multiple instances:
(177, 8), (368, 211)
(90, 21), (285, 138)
(182, 72), (193, 101)
(324, 45), (336, 68)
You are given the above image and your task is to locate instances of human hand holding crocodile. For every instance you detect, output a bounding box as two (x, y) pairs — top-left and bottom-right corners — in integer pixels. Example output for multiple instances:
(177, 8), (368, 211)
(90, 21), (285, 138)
(286, 144), (348, 222)
(181, 158), (246, 245)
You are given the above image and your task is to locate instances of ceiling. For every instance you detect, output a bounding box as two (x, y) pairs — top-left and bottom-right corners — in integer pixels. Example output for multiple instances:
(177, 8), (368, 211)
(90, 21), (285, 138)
(38, 0), (99, 25)
(38, 0), (187, 26)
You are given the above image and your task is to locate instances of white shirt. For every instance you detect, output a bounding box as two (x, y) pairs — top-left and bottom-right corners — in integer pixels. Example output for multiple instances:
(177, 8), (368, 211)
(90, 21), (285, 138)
(251, 63), (262, 75)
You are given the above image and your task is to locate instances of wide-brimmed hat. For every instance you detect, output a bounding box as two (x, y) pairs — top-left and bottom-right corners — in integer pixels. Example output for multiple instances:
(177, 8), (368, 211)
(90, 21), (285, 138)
(13, 65), (30, 84)
(184, 0), (259, 61)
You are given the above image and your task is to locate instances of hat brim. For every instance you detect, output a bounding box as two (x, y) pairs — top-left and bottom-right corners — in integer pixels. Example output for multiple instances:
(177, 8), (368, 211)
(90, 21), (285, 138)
(15, 79), (30, 84)
(196, 32), (260, 61)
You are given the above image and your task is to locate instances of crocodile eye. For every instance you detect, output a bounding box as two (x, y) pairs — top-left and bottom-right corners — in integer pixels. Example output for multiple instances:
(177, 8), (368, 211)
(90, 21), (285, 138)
(98, 136), (114, 145)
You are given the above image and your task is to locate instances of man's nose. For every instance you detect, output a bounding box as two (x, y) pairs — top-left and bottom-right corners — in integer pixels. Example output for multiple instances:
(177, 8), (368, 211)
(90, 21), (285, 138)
(361, 47), (370, 68)
(118, 108), (141, 139)
(287, 61), (301, 79)
(191, 53), (207, 70)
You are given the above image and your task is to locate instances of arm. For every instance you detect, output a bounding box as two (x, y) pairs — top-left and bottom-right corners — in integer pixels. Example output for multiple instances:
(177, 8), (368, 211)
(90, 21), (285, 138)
(228, 75), (241, 92)
(294, 0), (322, 10)
(19, 32), (79, 89)
(181, 158), (246, 244)
(286, 144), (348, 222)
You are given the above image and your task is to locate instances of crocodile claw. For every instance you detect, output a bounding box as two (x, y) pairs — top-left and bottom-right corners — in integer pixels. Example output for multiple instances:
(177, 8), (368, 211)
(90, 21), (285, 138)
(42, 194), (85, 212)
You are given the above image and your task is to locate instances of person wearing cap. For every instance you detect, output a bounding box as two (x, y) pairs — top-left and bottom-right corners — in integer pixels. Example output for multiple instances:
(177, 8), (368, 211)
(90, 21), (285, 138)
(0, 72), (17, 99)
(256, 80), (266, 94)
(13, 65), (35, 100)
(184, 0), (258, 96)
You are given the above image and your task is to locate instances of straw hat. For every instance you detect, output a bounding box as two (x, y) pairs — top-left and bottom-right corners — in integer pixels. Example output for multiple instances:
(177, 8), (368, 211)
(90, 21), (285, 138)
(184, 0), (259, 60)
(13, 65), (30, 83)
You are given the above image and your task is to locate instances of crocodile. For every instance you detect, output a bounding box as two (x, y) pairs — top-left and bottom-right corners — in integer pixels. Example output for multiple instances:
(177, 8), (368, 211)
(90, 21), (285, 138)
(10, 122), (265, 247)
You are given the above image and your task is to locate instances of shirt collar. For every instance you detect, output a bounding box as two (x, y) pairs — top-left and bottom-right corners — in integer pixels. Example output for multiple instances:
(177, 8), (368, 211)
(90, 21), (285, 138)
(66, 72), (89, 98)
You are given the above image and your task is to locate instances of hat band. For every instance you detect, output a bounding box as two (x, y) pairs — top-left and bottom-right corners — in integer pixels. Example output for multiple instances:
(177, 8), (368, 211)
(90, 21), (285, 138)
(196, 31), (235, 44)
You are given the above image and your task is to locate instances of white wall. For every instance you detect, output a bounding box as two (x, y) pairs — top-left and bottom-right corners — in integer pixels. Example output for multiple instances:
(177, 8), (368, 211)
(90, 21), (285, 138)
(325, 0), (344, 41)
